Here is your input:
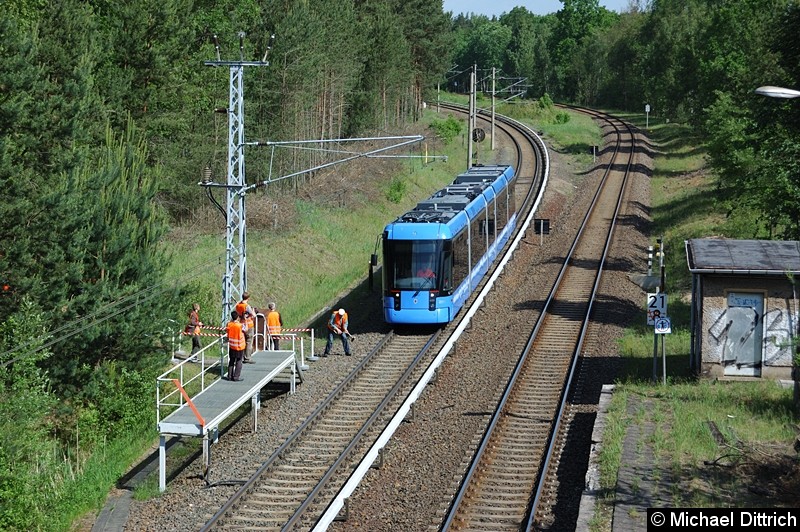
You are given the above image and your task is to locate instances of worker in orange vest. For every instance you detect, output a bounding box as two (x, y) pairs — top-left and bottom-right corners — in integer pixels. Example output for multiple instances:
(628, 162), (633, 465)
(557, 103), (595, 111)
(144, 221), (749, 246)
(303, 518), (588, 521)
(236, 292), (255, 363)
(185, 303), (203, 359)
(226, 311), (246, 381)
(242, 309), (256, 363)
(323, 308), (351, 357)
(235, 291), (253, 317)
(266, 301), (283, 350)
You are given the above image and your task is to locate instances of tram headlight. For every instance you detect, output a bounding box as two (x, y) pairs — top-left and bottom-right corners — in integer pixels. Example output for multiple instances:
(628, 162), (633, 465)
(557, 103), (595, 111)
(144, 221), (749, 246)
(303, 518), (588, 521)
(392, 290), (401, 311)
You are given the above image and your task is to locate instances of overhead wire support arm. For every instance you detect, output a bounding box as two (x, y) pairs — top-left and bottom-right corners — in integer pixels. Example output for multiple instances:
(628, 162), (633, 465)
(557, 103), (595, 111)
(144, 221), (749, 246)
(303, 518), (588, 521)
(249, 134), (424, 146)
(499, 78), (529, 103)
(501, 92), (527, 103)
(202, 33), (445, 327)
(203, 60), (270, 68)
(239, 135), (444, 191)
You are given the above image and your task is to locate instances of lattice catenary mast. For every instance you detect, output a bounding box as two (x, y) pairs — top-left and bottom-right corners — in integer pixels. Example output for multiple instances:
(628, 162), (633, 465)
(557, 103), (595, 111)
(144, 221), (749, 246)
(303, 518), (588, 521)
(202, 33), (436, 327)
(203, 32), (271, 326)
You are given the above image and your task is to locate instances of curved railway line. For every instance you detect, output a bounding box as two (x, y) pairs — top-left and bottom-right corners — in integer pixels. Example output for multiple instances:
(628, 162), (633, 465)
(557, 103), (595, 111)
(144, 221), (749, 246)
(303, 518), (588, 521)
(127, 103), (647, 532)
(200, 104), (549, 531)
(324, 104), (643, 532)
(441, 108), (635, 531)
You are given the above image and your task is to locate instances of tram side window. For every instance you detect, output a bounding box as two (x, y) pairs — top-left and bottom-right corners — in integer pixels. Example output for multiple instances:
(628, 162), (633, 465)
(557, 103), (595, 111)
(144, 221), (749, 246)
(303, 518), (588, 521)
(441, 247), (453, 293)
(507, 176), (517, 217)
(452, 231), (469, 288)
(469, 212), (486, 270)
(497, 189), (508, 234)
(487, 198), (496, 246)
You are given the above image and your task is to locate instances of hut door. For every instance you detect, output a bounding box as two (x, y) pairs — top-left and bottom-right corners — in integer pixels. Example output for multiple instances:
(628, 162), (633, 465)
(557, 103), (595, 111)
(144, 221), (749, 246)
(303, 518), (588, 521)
(723, 292), (763, 377)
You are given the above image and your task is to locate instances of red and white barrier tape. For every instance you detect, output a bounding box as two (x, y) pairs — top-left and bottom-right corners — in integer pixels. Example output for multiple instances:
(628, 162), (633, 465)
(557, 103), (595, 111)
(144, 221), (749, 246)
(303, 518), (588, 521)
(181, 327), (312, 338)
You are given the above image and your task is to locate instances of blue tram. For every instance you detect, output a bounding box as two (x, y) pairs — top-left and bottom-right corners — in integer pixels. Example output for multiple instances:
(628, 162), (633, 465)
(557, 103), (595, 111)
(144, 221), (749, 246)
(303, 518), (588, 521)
(382, 164), (517, 324)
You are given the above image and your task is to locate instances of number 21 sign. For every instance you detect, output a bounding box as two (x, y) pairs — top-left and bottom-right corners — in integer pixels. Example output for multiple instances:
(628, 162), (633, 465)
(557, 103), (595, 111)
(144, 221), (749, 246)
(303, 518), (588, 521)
(647, 293), (667, 325)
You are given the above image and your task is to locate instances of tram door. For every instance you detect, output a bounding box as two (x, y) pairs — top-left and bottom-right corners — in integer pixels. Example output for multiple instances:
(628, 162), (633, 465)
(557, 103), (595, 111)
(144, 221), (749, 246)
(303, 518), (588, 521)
(722, 292), (764, 377)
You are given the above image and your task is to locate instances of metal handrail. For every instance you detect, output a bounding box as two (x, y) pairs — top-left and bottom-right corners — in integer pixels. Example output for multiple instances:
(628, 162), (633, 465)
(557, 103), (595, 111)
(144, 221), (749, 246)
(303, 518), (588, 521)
(156, 334), (223, 426)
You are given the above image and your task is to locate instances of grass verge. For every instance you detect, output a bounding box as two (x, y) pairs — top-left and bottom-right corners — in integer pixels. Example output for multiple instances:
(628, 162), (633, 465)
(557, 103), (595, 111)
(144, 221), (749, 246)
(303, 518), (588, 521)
(54, 430), (156, 530)
(590, 115), (799, 531)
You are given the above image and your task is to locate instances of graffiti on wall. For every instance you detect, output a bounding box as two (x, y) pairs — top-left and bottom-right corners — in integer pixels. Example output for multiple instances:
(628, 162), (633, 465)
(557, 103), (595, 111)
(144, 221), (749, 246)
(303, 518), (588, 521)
(707, 306), (793, 369)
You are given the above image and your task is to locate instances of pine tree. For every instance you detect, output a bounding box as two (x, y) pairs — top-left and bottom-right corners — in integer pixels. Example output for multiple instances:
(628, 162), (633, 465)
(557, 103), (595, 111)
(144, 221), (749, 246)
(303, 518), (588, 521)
(43, 123), (178, 397)
(0, 3), (104, 325)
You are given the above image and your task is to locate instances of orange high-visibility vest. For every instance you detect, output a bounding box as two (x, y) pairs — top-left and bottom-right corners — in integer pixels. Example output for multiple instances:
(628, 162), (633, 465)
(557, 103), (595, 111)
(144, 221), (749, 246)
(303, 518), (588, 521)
(187, 310), (201, 335)
(328, 311), (348, 331)
(267, 311), (281, 335)
(244, 314), (254, 340)
(235, 300), (247, 317)
(227, 320), (245, 350)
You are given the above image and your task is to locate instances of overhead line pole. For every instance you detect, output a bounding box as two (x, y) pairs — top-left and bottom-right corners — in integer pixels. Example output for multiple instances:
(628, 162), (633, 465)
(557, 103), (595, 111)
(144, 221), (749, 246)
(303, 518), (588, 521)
(204, 33), (270, 327)
(201, 35), (434, 328)
(491, 67), (496, 151)
(468, 64), (476, 168)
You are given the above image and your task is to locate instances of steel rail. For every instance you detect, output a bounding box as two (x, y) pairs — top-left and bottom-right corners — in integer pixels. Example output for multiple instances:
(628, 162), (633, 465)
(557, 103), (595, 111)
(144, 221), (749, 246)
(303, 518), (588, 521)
(280, 331), (441, 530)
(525, 108), (636, 530)
(202, 102), (548, 531)
(312, 102), (550, 530)
(439, 107), (635, 530)
(199, 331), (396, 531)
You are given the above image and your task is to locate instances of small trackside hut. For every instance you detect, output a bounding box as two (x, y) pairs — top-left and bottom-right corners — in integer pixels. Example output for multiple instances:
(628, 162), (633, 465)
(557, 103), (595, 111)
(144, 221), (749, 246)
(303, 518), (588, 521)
(685, 238), (800, 380)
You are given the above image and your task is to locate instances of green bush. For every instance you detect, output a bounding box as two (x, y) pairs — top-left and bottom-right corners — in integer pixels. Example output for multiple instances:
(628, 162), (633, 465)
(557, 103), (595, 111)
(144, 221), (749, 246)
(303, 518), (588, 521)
(429, 115), (464, 144)
(386, 177), (407, 203)
(0, 451), (44, 530)
(88, 363), (155, 436)
(554, 111), (571, 124)
(538, 93), (554, 110)
(0, 300), (57, 530)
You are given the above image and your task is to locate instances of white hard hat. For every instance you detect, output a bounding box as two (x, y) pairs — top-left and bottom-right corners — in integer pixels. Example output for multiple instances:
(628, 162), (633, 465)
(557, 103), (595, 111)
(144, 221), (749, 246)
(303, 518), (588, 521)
(338, 308), (345, 315)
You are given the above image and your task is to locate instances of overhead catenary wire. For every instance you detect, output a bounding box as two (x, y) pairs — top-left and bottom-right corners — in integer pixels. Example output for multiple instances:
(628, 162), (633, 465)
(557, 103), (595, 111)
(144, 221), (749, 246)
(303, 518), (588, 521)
(2, 287), (167, 367)
(0, 251), (227, 367)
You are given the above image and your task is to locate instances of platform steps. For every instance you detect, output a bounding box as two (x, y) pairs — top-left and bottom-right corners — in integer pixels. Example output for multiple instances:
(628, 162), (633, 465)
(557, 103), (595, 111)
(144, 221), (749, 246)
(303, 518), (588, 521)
(270, 353), (305, 385)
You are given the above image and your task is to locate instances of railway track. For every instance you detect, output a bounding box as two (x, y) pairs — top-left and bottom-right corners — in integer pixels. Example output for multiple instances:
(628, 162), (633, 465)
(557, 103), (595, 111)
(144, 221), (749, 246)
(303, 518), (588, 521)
(440, 108), (636, 531)
(312, 104), (642, 532)
(199, 104), (549, 531)
(201, 329), (439, 530)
